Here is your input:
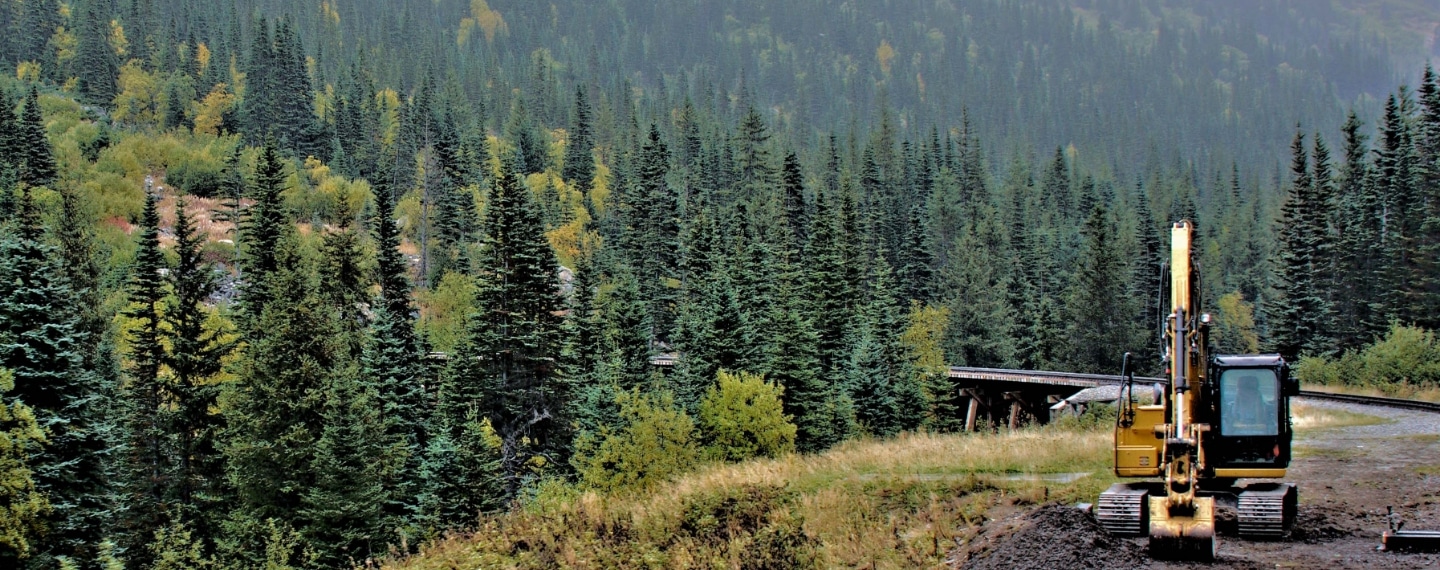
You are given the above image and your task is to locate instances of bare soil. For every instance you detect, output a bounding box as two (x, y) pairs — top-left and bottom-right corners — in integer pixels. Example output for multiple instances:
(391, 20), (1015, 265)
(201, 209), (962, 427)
(955, 504), (1146, 570)
(958, 399), (1440, 569)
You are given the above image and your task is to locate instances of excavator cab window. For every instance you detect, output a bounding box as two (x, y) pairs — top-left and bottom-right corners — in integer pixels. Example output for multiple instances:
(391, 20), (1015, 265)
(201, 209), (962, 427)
(1219, 369), (1280, 437)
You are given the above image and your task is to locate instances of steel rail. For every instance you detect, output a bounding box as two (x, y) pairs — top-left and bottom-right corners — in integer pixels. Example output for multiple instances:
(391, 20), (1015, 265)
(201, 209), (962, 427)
(1295, 390), (1440, 413)
(948, 366), (1440, 414)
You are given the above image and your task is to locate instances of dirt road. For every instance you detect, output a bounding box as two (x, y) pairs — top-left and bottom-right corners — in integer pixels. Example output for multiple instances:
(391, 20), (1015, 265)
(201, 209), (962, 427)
(1156, 397), (1440, 569)
(957, 398), (1440, 569)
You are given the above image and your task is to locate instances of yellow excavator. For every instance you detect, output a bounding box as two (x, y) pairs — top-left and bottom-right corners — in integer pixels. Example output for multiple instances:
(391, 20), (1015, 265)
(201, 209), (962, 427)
(1096, 220), (1298, 560)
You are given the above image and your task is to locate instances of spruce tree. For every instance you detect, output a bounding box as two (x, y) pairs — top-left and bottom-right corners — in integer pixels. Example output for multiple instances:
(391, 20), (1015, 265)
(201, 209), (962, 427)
(319, 228), (370, 360)
(300, 369), (398, 568)
(630, 125), (679, 340)
(0, 191), (110, 566)
(942, 220), (1018, 370)
(17, 88), (55, 188)
(847, 325), (899, 437)
(506, 98), (547, 175)
(221, 231), (337, 564)
(562, 86), (595, 194)
(595, 264), (652, 393)
(1066, 203), (1134, 373)
(1269, 131), (1331, 360)
(0, 88), (21, 174)
(1377, 92), (1424, 325)
(165, 199), (233, 543)
(359, 302), (427, 522)
(118, 192), (169, 564)
(447, 162), (563, 498)
(781, 151), (808, 241)
(238, 140), (290, 326)
(762, 269), (848, 452)
(72, 0), (118, 106)
(898, 204), (938, 304)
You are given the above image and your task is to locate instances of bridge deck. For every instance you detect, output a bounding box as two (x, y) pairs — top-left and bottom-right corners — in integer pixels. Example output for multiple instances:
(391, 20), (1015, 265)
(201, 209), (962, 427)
(948, 366), (1165, 388)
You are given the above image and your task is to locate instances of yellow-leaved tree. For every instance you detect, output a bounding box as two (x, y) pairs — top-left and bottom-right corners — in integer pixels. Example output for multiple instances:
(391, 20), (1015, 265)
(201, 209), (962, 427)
(191, 82), (235, 136)
(0, 369), (49, 560)
(697, 370), (797, 462)
(112, 60), (163, 128)
(1214, 291), (1260, 355)
(574, 390), (699, 493)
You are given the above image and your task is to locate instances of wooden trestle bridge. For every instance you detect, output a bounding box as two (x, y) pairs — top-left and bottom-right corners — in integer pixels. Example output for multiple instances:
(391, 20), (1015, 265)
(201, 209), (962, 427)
(648, 354), (1163, 431)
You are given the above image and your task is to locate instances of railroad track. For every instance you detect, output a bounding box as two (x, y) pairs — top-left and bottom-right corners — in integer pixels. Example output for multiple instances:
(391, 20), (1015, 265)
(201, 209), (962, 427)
(1296, 390), (1440, 413)
(947, 366), (1440, 414)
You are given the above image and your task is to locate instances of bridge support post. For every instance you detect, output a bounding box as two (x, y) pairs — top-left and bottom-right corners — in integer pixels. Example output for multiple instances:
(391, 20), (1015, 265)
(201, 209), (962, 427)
(965, 393), (980, 432)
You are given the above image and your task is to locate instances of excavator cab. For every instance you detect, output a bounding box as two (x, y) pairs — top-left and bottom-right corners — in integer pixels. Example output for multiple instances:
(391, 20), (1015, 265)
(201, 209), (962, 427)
(1207, 355), (1295, 470)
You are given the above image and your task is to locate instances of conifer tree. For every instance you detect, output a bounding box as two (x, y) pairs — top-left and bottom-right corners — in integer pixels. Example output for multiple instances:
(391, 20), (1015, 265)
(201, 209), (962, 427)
(735, 105), (775, 205)
(0, 88), (21, 175)
(17, 0), (60, 76)
(17, 88), (55, 188)
(1066, 203), (1134, 373)
(804, 194), (860, 375)
(506, 99), (547, 175)
(221, 229), (337, 564)
(1270, 131), (1332, 359)
(447, 162), (564, 498)
(0, 190), (110, 565)
(413, 406), (503, 531)
(1130, 180), (1164, 370)
(165, 199), (233, 542)
(319, 228), (370, 360)
(781, 151), (808, 241)
(238, 141), (290, 326)
(1377, 92), (1423, 325)
(942, 221), (1017, 370)
(760, 257), (846, 451)
(848, 325), (899, 436)
(117, 192), (169, 563)
(299, 368), (398, 568)
(629, 125), (679, 339)
(562, 86), (596, 194)
(898, 204), (937, 303)
(359, 302), (427, 521)
(595, 264), (652, 393)
(73, 0), (118, 106)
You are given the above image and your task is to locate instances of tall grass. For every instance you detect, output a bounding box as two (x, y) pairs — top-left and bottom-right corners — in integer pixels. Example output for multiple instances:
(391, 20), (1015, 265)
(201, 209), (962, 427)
(383, 427), (1115, 570)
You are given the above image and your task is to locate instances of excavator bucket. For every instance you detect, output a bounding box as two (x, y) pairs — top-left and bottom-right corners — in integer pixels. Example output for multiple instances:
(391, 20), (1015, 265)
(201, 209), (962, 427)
(1147, 496), (1217, 561)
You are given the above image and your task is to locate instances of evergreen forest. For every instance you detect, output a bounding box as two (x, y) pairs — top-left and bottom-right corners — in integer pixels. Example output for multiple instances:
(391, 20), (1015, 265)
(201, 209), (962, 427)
(0, 0), (1437, 567)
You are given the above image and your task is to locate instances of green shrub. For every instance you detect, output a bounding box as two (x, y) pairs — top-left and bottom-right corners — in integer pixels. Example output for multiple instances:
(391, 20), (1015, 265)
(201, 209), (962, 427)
(1297, 325), (1440, 391)
(697, 370), (797, 462)
(573, 390), (699, 493)
(166, 158), (225, 197)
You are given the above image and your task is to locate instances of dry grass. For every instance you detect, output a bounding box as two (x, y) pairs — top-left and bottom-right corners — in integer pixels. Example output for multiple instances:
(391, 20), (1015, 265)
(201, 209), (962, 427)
(384, 428), (1116, 570)
(1291, 401), (1389, 432)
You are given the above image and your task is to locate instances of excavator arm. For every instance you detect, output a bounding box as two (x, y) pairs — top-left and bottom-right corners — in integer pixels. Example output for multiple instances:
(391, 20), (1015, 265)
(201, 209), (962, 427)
(1147, 220), (1217, 559)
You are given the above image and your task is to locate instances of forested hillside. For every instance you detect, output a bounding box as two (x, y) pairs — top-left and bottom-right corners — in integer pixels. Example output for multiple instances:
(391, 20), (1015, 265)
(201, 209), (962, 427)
(0, 0), (1436, 568)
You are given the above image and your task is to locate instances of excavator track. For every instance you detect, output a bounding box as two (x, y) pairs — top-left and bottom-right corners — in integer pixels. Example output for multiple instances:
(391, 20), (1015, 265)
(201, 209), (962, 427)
(1096, 483), (1150, 536)
(1237, 483), (1297, 538)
